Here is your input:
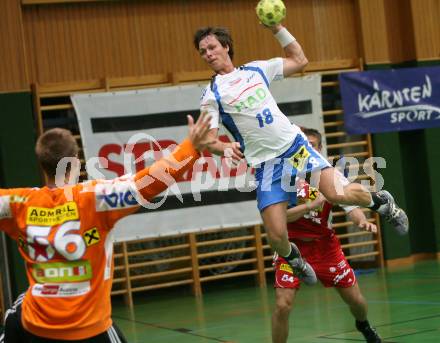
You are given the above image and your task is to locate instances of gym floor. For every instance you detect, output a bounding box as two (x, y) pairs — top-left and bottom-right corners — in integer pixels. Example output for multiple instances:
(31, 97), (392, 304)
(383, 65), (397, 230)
(112, 260), (440, 342)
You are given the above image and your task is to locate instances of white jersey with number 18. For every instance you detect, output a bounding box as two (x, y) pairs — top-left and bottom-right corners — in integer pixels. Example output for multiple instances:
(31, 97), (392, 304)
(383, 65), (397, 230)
(200, 58), (303, 166)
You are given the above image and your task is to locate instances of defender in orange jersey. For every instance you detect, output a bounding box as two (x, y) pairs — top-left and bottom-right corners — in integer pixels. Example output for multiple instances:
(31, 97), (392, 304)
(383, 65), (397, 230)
(0, 113), (212, 343)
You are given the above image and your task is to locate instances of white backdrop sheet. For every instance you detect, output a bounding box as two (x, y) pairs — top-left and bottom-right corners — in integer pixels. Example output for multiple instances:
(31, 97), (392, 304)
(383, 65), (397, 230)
(71, 75), (323, 242)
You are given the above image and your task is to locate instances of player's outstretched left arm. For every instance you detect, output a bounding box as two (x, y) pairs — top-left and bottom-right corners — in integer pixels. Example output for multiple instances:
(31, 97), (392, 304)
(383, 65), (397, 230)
(348, 208), (377, 233)
(267, 24), (308, 77)
(187, 112), (216, 151)
(92, 113), (214, 228)
(133, 112), (213, 200)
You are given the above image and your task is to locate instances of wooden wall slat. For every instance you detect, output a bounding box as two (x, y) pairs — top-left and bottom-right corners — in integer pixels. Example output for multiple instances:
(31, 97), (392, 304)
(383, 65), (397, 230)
(410, 0), (440, 61)
(73, 4), (92, 79)
(357, 0), (390, 64)
(383, 0), (416, 63)
(19, 0), (361, 86)
(357, 0), (439, 65)
(310, 0), (360, 62)
(22, 0), (108, 4)
(1, 0), (438, 91)
(0, 0), (29, 92)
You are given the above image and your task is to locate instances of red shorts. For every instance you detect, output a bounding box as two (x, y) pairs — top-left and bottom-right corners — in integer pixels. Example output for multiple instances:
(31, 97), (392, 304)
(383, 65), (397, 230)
(274, 235), (356, 289)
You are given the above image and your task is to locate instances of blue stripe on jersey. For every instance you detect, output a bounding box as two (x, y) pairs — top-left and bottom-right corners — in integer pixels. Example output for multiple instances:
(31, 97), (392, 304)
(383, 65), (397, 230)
(241, 65), (269, 87)
(212, 80), (245, 152)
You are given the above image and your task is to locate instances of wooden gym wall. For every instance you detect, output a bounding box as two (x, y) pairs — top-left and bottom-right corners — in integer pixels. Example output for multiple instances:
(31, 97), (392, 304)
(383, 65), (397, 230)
(1, 0), (439, 92)
(357, 0), (440, 64)
(19, 0), (362, 86)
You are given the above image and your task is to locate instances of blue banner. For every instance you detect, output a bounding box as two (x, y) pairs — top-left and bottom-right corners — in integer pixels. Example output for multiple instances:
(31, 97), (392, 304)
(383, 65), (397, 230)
(339, 66), (440, 134)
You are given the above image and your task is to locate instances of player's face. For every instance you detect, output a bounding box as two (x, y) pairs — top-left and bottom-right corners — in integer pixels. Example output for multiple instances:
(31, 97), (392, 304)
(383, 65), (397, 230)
(198, 35), (230, 72)
(307, 135), (322, 152)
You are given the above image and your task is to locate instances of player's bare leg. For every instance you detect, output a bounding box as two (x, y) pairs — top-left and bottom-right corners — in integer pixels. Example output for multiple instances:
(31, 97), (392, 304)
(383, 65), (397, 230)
(316, 168), (371, 206)
(262, 203), (317, 285)
(337, 285), (382, 343)
(316, 167), (409, 235)
(261, 202), (290, 256)
(337, 284), (368, 321)
(272, 288), (296, 343)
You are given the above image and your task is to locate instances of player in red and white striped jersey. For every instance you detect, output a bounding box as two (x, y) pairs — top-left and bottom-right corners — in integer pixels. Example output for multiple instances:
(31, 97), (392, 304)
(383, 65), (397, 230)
(271, 128), (382, 343)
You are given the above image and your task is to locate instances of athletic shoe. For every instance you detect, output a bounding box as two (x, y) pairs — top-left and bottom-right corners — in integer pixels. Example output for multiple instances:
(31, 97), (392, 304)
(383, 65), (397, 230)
(376, 190), (409, 235)
(356, 322), (382, 343)
(285, 242), (317, 285)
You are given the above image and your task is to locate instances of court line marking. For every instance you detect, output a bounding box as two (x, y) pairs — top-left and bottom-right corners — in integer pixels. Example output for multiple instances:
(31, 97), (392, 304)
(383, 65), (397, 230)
(384, 328), (439, 339)
(319, 328), (438, 342)
(317, 337), (396, 342)
(112, 314), (234, 342)
(317, 313), (440, 342)
(368, 300), (440, 305)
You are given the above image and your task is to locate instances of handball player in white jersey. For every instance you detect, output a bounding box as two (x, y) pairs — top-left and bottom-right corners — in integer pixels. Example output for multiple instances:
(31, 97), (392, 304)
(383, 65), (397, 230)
(193, 24), (408, 284)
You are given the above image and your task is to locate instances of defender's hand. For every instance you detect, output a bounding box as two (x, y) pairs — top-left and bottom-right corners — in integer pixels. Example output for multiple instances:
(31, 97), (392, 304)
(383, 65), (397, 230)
(224, 142), (244, 161)
(187, 112), (214, 151)
(308, 194), (326, 210)
(358, 220), (377, 233)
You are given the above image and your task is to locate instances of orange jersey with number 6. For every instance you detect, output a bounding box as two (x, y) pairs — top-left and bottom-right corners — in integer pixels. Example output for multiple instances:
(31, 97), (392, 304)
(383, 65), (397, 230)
(0, 139), (198, 340)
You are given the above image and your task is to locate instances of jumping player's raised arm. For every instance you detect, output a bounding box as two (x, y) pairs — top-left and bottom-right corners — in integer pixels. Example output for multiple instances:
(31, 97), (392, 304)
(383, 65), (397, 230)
(267, 23), (308, 77)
